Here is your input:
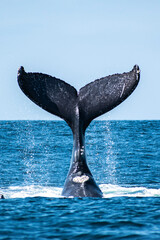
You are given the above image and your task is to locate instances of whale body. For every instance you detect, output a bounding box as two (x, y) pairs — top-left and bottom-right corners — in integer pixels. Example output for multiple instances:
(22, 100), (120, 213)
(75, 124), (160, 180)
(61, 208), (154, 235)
(17, 65), (140, 197)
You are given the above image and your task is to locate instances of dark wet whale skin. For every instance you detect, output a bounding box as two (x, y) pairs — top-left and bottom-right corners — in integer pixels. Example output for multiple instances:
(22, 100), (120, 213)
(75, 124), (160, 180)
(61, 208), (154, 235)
(17, 65), (140, 197)
(0, 194), (4, 199)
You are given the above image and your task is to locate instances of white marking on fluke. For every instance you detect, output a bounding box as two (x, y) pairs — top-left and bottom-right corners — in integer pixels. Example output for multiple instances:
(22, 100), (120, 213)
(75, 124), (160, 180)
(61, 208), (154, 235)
(73, 175), (89, 183)
(120, 83), (125, 98)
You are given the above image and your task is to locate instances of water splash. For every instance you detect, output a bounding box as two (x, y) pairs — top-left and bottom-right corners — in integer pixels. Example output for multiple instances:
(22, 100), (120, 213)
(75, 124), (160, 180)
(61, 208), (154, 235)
(103, 121), (117, 184)
(2, 184), (160, 199)
(100, 184), (160, 198)
(17, 121), (53, 186)
(3, 185), (62, 199)
(18, 121), (37, 184)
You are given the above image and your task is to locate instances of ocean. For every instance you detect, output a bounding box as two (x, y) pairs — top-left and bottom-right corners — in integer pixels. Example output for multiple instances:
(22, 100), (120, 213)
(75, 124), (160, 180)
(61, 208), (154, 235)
(0, 120), (160, 239)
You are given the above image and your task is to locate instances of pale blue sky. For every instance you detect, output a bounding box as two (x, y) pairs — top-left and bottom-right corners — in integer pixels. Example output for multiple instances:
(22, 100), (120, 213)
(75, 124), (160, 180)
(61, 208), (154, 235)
(0, 0), (160, 120)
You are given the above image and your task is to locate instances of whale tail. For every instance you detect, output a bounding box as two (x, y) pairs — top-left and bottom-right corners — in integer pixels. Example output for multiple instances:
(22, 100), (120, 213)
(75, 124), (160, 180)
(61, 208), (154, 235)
(18, 65), (140, 197)
(17, 65), (140, 131)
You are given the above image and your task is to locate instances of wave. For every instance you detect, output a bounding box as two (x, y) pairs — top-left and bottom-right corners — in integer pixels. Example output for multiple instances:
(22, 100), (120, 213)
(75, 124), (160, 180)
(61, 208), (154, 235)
(1, 184), (160, 199)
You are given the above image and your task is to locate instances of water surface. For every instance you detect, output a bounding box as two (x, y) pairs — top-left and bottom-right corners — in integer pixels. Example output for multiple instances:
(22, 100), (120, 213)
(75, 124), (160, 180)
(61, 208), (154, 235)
(0, 120), (160, 239)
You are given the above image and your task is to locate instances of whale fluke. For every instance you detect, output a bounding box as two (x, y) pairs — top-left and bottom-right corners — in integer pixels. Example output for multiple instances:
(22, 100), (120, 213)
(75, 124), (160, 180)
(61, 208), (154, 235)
(18, 65), (140, 132)
(17, 65), (140, 197)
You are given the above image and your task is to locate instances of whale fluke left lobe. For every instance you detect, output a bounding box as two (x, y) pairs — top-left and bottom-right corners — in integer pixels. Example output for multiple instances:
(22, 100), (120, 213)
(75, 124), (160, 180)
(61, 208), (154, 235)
(17, 67), (78, 129)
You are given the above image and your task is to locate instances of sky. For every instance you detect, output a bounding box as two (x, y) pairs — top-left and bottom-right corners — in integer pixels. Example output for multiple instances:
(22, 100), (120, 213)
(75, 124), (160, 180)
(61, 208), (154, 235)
(0, 0), (160, 120)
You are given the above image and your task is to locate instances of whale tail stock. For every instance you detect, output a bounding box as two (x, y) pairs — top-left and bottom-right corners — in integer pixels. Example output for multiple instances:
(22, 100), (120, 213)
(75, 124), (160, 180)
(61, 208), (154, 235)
(17, 65), (140, 133)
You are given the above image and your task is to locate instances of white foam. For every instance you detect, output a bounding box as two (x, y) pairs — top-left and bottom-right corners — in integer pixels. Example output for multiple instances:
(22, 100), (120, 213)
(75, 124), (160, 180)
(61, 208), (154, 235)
(2, 185), (62, 199)
(1, 184), (160, 199)
(100, 184), (160, 198)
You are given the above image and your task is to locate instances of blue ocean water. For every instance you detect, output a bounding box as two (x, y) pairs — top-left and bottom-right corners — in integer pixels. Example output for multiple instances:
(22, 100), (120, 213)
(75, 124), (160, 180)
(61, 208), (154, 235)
(0, 120), (160, 239)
